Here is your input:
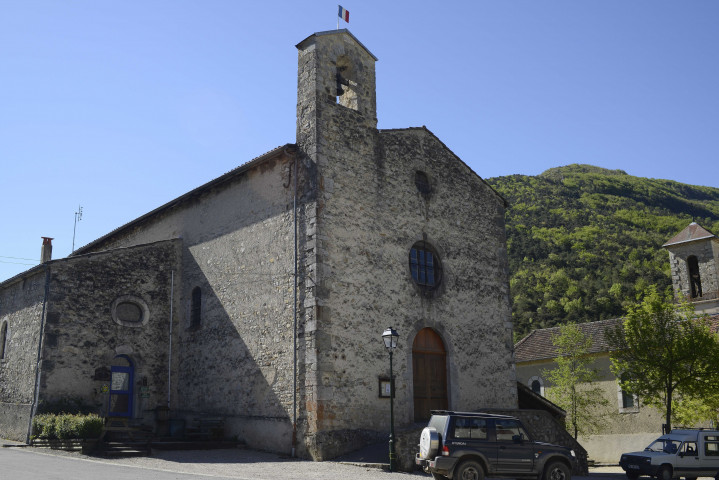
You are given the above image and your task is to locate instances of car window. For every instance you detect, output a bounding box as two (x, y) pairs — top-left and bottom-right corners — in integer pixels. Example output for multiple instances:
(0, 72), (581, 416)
(452, 417), (488, 440)
(428, 415), (448, 434)
(646, 439), (682, 453)
(495, 419), (529, 442)
(704, 436), (719, 456)
(681, 442), (697, 455)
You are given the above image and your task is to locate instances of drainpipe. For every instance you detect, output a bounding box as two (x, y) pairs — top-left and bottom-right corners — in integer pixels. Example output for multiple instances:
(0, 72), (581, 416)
(167, 270), (174, 408)
(292, 153), (298, 457)
(27, 265), (51, 444)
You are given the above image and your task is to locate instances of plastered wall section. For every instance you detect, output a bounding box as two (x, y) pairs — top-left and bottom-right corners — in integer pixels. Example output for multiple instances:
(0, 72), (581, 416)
(77, 154), (301, 453)
(38, 239), (181, 420)
(517, 355), (663, 462)
(0, 269), (47, 441)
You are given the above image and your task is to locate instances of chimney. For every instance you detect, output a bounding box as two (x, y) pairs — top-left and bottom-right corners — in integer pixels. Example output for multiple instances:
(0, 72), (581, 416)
(41, 237), (54, 263)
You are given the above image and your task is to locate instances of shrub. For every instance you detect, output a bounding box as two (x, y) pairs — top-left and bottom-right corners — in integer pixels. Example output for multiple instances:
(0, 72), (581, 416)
(32, 414), (57, 439)
(76, 414), (103, 438)
(32, 413), (104, 440)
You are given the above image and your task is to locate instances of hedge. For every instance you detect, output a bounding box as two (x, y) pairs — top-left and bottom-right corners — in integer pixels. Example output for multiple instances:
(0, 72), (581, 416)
(32, 413), (104, 440)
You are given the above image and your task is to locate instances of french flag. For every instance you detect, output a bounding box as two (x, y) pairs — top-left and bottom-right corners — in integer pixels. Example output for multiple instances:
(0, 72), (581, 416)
(338, 5), (349, 23)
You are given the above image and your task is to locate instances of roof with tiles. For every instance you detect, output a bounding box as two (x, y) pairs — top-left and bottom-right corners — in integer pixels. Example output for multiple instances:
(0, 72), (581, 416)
(515, 314), (719, 364)
(663, 222), (718, 248)
(514, 318), (623, 363)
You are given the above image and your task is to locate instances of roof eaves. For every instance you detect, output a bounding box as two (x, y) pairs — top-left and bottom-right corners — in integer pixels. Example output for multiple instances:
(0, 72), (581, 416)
(73, 144), (296, 255)
(296, 29), (378, 61)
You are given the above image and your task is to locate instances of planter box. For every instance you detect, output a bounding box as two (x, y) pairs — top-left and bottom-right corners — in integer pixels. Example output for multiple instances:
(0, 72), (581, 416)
(31, 438), (99, 453)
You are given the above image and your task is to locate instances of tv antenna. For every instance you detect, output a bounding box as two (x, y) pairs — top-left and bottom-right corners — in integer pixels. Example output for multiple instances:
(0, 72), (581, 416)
(72, 205), (83, 252)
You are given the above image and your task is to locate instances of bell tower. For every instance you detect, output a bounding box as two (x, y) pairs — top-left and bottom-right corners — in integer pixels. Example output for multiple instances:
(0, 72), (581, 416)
(293, 30), (379, 460)
(295, 29), (378, 163)
(663, 222), (719, 314)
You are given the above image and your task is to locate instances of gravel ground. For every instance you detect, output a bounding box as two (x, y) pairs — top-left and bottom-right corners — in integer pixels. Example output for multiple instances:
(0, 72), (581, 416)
(2, 442), (632, 480)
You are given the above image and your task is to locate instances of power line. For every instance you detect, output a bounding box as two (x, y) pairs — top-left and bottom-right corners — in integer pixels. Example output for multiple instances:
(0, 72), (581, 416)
(0, 260), (37, 266)
(0, 255), (37, 261)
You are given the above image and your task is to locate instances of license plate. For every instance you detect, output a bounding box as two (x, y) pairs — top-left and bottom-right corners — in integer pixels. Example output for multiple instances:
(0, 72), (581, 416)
(628, 465), (640, 470)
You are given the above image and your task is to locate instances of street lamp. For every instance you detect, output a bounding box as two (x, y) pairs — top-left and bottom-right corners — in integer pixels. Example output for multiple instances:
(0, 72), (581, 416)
(382, 326), (399, 472)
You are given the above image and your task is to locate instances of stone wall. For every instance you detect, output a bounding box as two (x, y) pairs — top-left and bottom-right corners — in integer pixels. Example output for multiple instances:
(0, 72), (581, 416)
(667, 238), (719, 301)
(74, 150), (303, 454)
(296, 30), (517, 459)
(38, 239), (181, 422)
(0, 268), (47, 441)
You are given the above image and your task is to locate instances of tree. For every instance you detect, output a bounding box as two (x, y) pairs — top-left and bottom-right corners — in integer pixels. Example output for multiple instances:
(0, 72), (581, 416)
(543, 323), (608, 439)
(671, 392), (719, 428)
(606, 287), (719, 432)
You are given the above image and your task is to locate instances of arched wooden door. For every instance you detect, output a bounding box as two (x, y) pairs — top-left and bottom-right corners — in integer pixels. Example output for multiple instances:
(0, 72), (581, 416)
(412, 328), (448, 421)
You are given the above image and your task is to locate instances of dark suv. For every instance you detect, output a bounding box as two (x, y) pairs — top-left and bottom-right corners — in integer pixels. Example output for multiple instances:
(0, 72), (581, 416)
(416, 411), (578, 480)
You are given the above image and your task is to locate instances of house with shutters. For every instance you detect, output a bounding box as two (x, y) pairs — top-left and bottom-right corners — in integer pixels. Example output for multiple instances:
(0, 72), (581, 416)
(0, 29), (518, 460)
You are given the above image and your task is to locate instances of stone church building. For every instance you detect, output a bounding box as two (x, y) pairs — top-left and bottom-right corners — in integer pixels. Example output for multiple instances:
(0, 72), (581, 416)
(0, 30), (517, 459)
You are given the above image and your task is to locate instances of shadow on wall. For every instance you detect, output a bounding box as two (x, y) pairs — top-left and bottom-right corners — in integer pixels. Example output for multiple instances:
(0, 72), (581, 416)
(176, 240), (296, 454)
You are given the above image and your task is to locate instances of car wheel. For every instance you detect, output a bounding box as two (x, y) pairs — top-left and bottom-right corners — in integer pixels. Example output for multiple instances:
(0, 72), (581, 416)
(544, 461), (571, 480)
(455, 460), (485, 480)
(658, 466), (672, 480)
(419, 427), (439, 459)
(626, 472), (640, 480)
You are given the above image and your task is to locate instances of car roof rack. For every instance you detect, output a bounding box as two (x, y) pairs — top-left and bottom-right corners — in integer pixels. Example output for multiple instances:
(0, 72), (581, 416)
(430, 410), (517, 419)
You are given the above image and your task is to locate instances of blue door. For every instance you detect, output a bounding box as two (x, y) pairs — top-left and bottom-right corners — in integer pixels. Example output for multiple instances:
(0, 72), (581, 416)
(109, 355), (133, 417)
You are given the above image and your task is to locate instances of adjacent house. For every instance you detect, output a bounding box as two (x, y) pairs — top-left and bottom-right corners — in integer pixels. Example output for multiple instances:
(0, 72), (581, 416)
(515, 222), (719, 463)
(0, 29), (518, 460)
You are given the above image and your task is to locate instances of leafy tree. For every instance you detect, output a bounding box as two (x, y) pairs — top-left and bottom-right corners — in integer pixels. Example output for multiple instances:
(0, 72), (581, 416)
(543, 323), (608, 439)
(606, 288), (719, 432)
(671, 393), (719, 428)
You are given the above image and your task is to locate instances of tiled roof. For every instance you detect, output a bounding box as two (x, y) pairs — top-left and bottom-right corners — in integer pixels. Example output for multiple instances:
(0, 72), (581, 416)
(663, 222), (717, 247)
(514, 318), (623, 363)
(515, 314), (719, 363)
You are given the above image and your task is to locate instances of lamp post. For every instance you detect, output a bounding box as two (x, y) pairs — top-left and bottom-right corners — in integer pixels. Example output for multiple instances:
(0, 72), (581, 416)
(382, 326), (399, 472)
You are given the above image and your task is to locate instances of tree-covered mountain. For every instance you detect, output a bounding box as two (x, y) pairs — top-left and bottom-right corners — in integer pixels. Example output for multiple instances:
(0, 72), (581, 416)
(486, 165), (719, 339)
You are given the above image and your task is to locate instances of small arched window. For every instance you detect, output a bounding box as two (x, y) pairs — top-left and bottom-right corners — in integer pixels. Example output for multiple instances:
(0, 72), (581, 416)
(528, 376), (544, 396)
(190, 287), (202, 329)
(688, 256), (703, 298)
(0, 321), (8, 360)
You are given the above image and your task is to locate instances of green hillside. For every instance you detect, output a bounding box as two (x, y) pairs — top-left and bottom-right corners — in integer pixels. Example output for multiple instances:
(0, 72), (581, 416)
(486, 164), (719, 338)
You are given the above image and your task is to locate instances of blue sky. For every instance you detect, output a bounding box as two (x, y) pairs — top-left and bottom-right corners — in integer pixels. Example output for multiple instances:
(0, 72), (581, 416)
(1, 1), (718, 282)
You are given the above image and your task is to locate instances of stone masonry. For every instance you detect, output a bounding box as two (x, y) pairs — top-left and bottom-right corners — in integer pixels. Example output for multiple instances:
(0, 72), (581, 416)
(1, 30), (518, 460)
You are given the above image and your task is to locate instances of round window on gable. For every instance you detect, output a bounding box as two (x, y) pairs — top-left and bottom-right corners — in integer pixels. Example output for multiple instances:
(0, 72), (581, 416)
(111, 296), (150, 327)
(415, 171), (432, 196)
(409, 241), (442, 292)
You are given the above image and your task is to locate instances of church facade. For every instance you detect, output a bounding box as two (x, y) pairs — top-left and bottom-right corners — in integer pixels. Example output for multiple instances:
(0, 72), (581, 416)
(0, 30), (517, 459)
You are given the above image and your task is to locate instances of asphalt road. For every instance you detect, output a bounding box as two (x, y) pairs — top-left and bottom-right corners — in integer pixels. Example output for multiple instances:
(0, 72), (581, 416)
(0, 445), (633, 480)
